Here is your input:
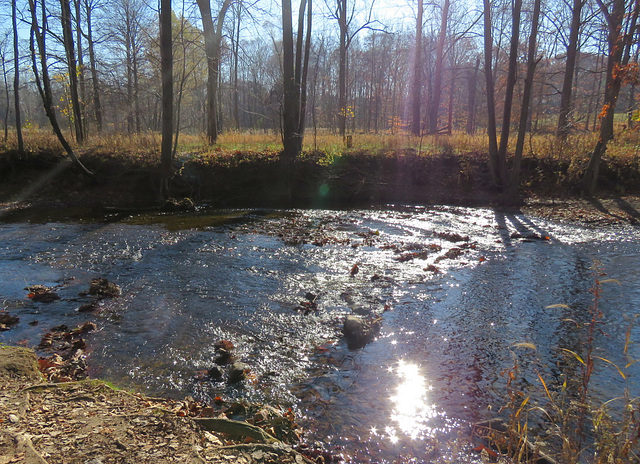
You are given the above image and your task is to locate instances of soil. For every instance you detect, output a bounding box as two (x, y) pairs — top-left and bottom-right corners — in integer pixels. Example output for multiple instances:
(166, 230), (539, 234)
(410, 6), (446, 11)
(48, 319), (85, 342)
(0, 346), (313, 464)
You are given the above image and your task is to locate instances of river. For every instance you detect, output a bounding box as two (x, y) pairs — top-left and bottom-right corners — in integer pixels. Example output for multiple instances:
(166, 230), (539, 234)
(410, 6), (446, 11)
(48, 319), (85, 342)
(1, 206), (639, 462)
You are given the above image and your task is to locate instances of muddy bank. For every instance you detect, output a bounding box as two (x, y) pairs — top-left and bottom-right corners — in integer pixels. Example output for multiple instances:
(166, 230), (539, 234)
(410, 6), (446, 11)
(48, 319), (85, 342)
(0, 346), (315, 464)
(1, 148), (639, 215)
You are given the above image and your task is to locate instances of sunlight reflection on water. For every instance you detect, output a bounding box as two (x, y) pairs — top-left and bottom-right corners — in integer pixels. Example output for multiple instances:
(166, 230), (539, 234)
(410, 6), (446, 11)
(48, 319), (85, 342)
(385, 360), (439, 443)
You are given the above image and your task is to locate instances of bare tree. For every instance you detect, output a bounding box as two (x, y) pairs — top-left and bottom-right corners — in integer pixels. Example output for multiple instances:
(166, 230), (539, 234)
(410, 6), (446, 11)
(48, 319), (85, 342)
(28, 0), (92, 175)
(496, 0), (522, 183)
(428, 0), (450, 134)
(331, 0), (381, 140)
(83, 0), (103, 133)
(1, 34), (9, 143)
(282, 0), (312, 160)
(197, 0), (233, 144)
(582, 0), (639, 196)
(12, 0), (24, 153)
(557, 0), (585, 136)
(159, 0), (172, 197)
(73, 0), (86, 134)
(60, 0), (85, 142)
(411, 0), (423, 136)
(509, 0), (542, 200)
(483, 0), (499, 186)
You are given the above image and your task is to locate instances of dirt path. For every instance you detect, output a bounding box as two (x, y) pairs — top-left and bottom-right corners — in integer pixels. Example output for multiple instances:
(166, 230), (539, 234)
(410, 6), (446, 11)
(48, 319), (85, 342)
(0, 347), (312, 464)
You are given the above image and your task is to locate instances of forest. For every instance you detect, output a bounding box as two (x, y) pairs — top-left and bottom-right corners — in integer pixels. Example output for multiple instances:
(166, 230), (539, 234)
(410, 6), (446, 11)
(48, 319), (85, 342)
(3, 2), (640, 463)
(0, 0), (639, 205)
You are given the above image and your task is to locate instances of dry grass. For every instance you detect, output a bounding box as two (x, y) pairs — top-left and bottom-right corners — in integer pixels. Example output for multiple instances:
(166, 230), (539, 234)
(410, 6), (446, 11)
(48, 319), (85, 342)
(2, 126), (638, 165)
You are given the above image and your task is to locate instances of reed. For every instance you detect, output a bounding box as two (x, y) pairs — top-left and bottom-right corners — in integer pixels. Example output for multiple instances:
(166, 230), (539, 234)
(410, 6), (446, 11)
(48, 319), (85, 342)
(494, 266), (640, 463)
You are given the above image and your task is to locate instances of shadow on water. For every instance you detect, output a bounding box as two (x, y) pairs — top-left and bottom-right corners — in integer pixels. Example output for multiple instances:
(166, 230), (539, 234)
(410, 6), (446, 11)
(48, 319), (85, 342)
(1, 206), (639, 462)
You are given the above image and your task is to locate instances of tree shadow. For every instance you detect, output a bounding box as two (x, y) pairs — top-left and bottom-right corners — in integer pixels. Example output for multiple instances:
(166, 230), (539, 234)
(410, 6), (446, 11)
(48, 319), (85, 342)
(612, 197), (640, 224)
(587, 197), (638, 224)
(494, 208), (554, 248)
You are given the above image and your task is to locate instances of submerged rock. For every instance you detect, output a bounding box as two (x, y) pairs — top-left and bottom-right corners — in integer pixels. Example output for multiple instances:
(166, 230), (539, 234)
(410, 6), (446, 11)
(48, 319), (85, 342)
(343, 315), (381, 349)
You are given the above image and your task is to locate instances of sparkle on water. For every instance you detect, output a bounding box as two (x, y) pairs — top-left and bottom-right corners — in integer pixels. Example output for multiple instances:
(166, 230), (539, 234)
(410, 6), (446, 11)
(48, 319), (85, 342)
(387, 360), (437, 443)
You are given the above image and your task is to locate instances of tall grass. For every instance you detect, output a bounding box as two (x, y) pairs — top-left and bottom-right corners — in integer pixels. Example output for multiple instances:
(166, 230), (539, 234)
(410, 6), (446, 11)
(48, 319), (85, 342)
(2, 127), (638, 165)
(490, 267), (640, 463)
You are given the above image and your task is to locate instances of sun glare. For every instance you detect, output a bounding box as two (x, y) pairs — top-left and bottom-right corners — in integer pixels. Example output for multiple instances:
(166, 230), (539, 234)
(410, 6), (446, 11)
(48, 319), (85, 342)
(387, 360), (438, 442)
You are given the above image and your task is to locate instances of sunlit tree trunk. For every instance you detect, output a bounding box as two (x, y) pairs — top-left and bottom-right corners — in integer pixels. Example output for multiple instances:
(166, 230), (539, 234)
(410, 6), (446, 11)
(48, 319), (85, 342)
(337, 0), (347, 140)
(429, 0), (449, 134)
(466, 56), (479, 135)
(196, 0), (232, 144)
(411, 0), (423, 136)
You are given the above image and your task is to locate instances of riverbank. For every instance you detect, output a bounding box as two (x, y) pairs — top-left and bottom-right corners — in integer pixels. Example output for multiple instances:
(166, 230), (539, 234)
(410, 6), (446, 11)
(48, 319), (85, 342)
(0, 346), (316, 464)
(1, 147), (640, 217)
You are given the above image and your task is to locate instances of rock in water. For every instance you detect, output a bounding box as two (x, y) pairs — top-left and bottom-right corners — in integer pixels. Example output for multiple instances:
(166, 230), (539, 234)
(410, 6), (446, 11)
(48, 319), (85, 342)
(88, 278), (121, 297)
(343, 315), (381, 349)
(228, 362), (249, 383)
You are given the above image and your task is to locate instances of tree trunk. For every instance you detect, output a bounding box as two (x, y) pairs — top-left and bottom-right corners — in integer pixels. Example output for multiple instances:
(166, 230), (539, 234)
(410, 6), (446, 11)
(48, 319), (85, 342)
(282, 0), (298, 161)
(160, 0), (173, 197)
(2, 57), (9, 143)
(466, 56), (479, 135)
(446, 66), (456, 134)
(282, 0), (311, 170)
(497, 0), (522, 184)
(12, 0), (24, 153)
(28, 0), (92, 176)
(483, 0), (499, 186)
(196, 0), (232, 144)
(337, 0), (347, 140)
(509, 0), (541, 201)
(232, 4), (241, 131)
(297, 0), (312, 154)
(411, 0), (423, 136)
(60, 0), (85, 143)
(582, 0), (639, 196)
(429, 0), (450, 134)
(557, 0), (584, 136)
(84, 0), (102, 133)
(74, 0), (86, 136)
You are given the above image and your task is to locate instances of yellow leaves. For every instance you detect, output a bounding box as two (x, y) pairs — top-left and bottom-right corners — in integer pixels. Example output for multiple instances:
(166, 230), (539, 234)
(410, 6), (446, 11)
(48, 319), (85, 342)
(546, 303), (570, 309)
(339, 106), (355, 118)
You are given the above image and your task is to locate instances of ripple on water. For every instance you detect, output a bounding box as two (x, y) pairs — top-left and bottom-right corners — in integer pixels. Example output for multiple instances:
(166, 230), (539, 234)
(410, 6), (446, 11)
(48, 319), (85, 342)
(1, 207), (640, 462)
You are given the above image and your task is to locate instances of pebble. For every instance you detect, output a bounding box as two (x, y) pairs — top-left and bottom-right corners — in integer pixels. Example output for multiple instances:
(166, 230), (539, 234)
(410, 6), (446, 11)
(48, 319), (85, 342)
(8, 414), (19, 423)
